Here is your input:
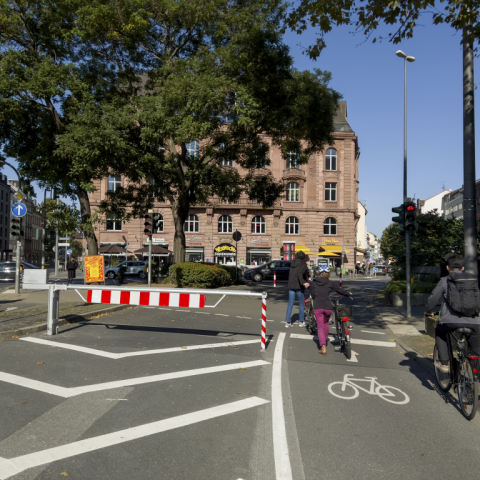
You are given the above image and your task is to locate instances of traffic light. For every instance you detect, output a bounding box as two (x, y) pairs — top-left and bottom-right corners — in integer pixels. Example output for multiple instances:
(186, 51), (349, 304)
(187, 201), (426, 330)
(144, 213), (152, 235)
(392, 204), (405, 235)
(405, 201), (417, 234)
(153, 213), (162, 234)
(11, 218), (20, 236)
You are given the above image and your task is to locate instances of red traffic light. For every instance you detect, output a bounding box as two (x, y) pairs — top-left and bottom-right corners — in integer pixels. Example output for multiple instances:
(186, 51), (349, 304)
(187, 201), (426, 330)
(406, 205), (415, 212)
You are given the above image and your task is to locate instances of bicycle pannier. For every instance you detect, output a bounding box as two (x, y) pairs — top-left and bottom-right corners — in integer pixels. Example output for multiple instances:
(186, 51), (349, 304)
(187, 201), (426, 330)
(446, 273), (480, 317)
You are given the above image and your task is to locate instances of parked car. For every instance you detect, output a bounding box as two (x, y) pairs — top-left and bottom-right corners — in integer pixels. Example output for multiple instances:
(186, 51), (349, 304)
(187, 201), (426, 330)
(374, 265), (387, 276)
(104, 261), (148, 279)
(243, 260), (291, 282)
(0, 261), (39, 282)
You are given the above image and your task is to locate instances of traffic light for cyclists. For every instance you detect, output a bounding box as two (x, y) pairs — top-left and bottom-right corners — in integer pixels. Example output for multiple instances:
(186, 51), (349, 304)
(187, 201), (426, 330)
(405, 201), (417, 234)
(144, 213), (152, 235)
(392, 204), (405, 235)
(153, 213), (162, 234)
(11, 218), (20, 236)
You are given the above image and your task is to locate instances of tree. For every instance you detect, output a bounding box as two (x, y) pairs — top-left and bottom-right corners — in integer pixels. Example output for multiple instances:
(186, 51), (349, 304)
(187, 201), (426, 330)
(285, 0), (479, 59)
(381, 210), (465, 275)
(56, 1), (341, 263)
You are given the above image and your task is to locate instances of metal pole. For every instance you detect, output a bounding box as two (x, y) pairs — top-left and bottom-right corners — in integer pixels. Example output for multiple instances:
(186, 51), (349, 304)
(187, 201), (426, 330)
(235, 238), (238, 282)
(15, 240), (20, 294)
(404, 56), (412, 318)
(148, 235), (152, 287)
(54, 197), (59, 276)
(463, 24), (477, 276)
(41, 189), (47, 269)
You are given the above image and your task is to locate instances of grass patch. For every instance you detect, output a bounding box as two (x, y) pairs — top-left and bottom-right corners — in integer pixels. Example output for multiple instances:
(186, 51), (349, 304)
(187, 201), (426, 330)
(399, 334), (435, 357)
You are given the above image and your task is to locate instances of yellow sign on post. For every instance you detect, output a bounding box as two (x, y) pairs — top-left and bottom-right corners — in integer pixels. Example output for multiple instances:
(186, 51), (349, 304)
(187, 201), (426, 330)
(84, 255), (105, 283)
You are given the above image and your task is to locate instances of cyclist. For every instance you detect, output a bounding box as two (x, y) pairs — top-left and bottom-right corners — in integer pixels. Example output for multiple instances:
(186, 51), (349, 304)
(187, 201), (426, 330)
(309, 265), (352, 355)
(425, 254), (480, 373)
(285, 251), (310, 328)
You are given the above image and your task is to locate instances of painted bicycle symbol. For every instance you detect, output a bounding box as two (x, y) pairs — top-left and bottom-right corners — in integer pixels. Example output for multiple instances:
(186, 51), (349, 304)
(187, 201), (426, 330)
(328, 374), (410, 404)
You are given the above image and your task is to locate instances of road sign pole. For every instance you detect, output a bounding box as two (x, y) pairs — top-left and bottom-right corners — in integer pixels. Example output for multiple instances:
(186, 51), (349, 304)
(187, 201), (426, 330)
(15, 241), (20, 294)
(55, 198), (59, 276)
(148, 235), (152, 288)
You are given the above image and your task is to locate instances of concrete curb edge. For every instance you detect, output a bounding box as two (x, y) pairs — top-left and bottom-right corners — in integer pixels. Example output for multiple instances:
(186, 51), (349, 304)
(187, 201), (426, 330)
(0, 304), (133, 340)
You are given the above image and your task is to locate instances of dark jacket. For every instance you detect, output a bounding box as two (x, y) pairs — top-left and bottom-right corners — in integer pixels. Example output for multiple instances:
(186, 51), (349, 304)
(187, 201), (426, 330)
(310, 276), (350, 310)
(426, 275), (480, 325)
(287, 258), (308, 290)
(66, 258), (78, 270)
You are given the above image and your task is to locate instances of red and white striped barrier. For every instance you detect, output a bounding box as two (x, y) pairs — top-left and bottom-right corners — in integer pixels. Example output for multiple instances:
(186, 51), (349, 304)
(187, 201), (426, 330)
(274, 271), (277, 287)
(261, 295), (267, 350)
(86, 290), (205, 308)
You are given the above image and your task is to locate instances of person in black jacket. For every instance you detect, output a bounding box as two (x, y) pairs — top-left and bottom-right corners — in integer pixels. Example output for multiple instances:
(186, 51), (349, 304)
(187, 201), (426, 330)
(310, 265), (352, 355)
(66, 255), (78, 285)
(285, 251), (310, 328)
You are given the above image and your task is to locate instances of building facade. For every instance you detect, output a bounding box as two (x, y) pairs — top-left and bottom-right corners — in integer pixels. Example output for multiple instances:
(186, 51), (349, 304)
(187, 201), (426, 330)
(418, 189), (451, 215)
(90, 101), (361, 270)
(355, 201), (367, 263)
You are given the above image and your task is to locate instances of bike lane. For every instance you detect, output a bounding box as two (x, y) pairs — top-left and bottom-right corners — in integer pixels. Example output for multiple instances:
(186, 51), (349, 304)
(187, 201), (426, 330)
(282, 287), (480, 480)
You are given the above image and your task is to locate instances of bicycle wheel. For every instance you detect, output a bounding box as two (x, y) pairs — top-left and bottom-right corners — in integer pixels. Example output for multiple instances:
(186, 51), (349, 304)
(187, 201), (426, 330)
(342, 322), (351, 360)
(375, 386), (410, 405)
(308, 305), (317, 335)
(458, 358), (479, 420)
(433, 344), (452, 392)
(328, 381), (359, 400)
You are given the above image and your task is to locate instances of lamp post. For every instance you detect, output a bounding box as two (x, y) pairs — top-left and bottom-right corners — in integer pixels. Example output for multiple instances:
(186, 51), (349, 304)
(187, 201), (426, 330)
(396, 50), (415, 318)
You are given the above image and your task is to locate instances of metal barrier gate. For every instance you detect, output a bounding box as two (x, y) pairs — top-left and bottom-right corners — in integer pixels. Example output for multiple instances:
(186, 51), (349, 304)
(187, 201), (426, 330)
(22, 283), (269, 350)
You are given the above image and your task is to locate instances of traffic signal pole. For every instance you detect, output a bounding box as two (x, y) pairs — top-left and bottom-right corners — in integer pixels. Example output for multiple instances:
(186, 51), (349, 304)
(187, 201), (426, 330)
(15, 240), (20, 294)
(55, 197), (59, 276)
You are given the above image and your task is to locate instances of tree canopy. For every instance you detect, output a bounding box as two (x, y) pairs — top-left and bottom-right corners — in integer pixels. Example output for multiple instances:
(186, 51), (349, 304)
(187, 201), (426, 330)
(285, 0), (479, 59)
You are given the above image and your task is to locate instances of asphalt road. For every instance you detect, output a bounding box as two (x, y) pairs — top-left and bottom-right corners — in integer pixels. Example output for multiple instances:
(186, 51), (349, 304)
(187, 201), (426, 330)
(1, 279), (479, 479)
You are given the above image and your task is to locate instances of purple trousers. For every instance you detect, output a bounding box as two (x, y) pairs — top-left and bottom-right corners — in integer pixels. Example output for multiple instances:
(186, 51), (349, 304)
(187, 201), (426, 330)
(314, 308), (332, 347)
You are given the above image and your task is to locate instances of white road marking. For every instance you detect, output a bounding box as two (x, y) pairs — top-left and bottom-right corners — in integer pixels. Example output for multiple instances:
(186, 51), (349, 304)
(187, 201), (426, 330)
(215, 314), (229, 317)
(266, 320), (274, 322)
(290, 333), (396, 347)
(143, 307), (155, 309)
(196, 312), (210, 314)
(361, 330), (386, 335)
(347, 350), (359, 363)
(5, 307), (17, 311)
(271, 332), (293, 480)
(237, 316), (251, 319)
(0, 360), (270, 398)
(20, 337), (261, 358)
(0, 397), (270, 480)
(157, 307), (171, 311)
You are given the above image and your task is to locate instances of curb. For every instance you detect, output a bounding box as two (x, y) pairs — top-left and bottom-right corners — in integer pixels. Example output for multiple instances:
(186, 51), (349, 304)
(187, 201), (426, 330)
(0, 304), (133, 340)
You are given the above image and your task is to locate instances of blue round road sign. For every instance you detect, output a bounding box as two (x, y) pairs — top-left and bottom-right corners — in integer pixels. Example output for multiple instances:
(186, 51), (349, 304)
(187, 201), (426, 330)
(67, 249), (72, 254)
(11, 203), (27, 218)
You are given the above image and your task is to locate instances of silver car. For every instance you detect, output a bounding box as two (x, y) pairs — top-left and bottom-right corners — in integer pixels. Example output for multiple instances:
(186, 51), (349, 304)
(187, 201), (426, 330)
(0, 261), (39, 282)
(105, 261), (147, 279)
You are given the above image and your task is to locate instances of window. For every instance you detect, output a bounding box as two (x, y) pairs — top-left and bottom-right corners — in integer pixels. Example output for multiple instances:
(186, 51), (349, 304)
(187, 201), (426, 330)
(186, 140), (200, 160)
(325, 148), (337, 170)
(153, 214), (163, 233)
(286, 182), (300, 202)
(218, 215), (233, 233)
(1, 190), (3, 200)
(254, 143), (267, 168)
(325, 182), (337, 201)
(184, 214), (199, 232)
(251, 216), (266, 234)
(285, 150), (300, 169)
(108, 175), (121, 192)
(219, 144), (233, 166)
(324, 217), (337, 235)
(106, 216), (122, 231)
(285, 216), (299, 234)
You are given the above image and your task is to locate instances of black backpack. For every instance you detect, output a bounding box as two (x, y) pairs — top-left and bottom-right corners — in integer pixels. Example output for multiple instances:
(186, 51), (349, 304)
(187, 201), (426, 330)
(445, 273), (480, 317)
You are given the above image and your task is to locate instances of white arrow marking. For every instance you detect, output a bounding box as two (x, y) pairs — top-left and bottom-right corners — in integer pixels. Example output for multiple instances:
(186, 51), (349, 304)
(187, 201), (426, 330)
(347, 350), (359, 363)
(14, 205), (23, 215)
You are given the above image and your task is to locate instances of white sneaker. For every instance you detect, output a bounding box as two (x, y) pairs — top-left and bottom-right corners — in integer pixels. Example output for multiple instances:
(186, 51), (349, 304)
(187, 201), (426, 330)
(298, 322), (305, 327)
(285, 323), (292, 328)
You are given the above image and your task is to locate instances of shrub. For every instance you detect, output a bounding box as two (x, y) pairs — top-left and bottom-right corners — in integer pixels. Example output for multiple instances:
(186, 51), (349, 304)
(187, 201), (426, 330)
(169, 262), (232, 288)
(386, 280), (437, 294)
(200, 263), (241, 284)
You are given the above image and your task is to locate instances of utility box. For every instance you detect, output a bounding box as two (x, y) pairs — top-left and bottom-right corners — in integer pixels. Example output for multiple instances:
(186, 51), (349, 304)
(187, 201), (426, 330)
(22, 268), (50, 288)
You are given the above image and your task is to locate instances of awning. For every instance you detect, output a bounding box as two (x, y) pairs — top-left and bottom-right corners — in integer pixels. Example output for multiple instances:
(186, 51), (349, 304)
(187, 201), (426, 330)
(135, 245), (173, 254)
(354, 247), (367, 254)
(319, 246), (350, 254)
(99, 245), (127, 254)
(318, 251), (341, 257)
(295, 245), (321, 256)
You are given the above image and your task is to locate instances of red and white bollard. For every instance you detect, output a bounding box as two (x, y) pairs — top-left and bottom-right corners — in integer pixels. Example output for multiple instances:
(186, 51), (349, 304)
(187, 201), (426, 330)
(273, 270), (277, 287)
(261, 293), (267, 351)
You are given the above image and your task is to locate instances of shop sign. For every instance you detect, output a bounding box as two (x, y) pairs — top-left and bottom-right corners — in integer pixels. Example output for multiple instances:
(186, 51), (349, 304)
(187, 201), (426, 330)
(84, 255), (105, 283)
(186, 234), (203, 246)
(152, 238), (165, 243)
(214, 243), (236, 256)
(324, 238), (339, 244)
(247, 236), (270, 247)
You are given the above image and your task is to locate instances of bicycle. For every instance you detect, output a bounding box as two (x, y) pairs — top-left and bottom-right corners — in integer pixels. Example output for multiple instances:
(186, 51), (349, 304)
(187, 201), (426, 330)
(304, 294), (353, 360)
(328, 374), (410, 404)
(431, 319), (479, 420)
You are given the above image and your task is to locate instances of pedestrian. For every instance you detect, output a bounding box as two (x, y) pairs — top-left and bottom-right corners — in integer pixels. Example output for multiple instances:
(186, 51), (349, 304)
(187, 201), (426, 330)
(66, 254), (78, 285)
(309, 265), (352, 355)
(425, 254), (480, 372)
(285, 251), (310, 328)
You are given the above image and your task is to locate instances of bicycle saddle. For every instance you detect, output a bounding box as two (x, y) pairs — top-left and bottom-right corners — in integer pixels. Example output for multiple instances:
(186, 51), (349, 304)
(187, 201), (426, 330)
(455, 327), (474, 335)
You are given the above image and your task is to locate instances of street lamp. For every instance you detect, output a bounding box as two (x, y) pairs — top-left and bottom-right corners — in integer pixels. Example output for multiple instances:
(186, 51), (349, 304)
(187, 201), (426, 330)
(396, 50), (415, 319)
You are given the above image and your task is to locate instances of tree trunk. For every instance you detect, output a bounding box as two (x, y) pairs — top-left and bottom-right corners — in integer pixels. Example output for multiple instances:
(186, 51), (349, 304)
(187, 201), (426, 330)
(77, 187), (98, 256)
(171, 198), (189, 264)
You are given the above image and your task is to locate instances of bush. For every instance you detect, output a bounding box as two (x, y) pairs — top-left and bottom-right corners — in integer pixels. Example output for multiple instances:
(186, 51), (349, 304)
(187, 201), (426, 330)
(200, 263), (242, 284)
(386, 280), (437, 294)
(168, 262), (233, 288)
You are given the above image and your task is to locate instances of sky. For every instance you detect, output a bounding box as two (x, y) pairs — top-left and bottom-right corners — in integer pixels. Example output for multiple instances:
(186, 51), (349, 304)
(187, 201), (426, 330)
(2, 14), (479, 238)
(283, 19), (480, 238)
